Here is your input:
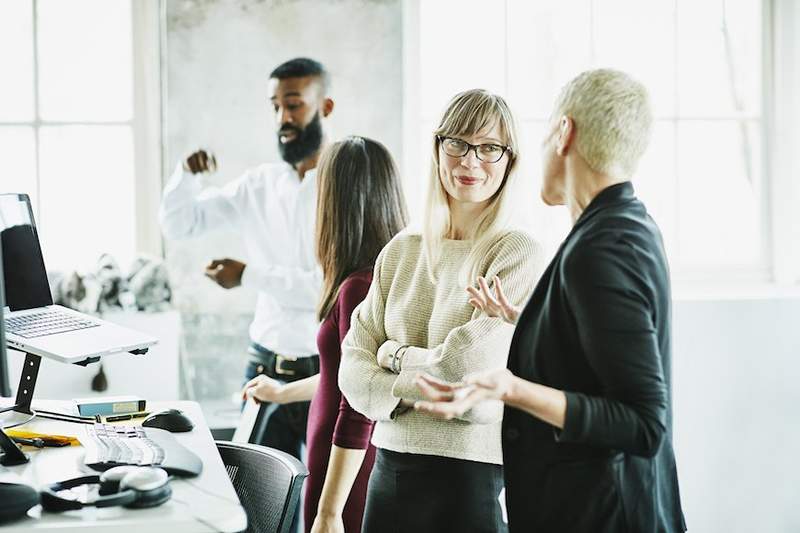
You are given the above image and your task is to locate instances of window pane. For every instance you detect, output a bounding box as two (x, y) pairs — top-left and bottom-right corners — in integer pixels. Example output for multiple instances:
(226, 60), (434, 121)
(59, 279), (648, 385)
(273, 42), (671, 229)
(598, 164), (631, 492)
(676, 120), (762, 268)
(507, 0), (592, 120)
(420, 0), (506, 119)
(0, 0), (34, 120)
(595, 0), (676, 117)
(38, 126), (135, 272)
(634, 121), (677, 261)
(0, 127), (37, 211)
(516, 120), (571, 256)
(37, 0), (133, 121)
(677, 0), (761, 118)
(409, 120), (437, 224)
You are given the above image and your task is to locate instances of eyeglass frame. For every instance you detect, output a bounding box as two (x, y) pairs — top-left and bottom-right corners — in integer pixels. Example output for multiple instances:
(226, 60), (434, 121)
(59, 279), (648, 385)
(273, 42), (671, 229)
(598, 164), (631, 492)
(436, 135), (513, 164)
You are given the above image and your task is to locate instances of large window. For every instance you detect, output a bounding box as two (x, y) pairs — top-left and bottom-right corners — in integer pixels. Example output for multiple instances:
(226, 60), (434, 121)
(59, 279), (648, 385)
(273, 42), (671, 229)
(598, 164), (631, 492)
(405, 0), (771, 280)
(0, 0), (158, 273)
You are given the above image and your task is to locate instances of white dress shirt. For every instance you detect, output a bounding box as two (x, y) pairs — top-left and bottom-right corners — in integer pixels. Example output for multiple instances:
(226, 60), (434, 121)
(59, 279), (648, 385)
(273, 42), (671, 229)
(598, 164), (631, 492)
(159, 162), (321, 357)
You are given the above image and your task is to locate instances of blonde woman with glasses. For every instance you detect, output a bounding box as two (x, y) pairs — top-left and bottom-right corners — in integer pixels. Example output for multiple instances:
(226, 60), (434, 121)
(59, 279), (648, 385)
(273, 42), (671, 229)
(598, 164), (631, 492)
(339, 89), (544, 533)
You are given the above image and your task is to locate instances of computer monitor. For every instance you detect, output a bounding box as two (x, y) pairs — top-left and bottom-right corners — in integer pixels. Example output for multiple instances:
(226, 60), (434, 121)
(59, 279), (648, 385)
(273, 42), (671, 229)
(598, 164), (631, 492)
(0, 193), (53, 312)
(0, 244), (10, 397)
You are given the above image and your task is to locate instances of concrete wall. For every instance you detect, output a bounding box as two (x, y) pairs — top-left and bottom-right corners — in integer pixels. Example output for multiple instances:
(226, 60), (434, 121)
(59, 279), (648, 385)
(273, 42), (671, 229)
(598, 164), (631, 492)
(162, 0), (402, 401)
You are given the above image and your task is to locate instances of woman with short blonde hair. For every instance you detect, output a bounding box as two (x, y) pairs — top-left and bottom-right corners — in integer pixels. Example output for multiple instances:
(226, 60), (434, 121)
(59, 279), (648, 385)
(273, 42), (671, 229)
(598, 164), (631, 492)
(417, 69), (685, 533)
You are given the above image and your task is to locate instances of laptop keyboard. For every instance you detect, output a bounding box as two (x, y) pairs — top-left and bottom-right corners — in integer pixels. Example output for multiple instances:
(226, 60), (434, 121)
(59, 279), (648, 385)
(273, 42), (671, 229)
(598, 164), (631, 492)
(5, 308), (100, 338)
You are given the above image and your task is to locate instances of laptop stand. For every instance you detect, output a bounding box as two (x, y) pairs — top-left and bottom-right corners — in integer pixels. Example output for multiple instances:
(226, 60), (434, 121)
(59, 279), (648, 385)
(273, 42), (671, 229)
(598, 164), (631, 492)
(0, 348), (149, 429)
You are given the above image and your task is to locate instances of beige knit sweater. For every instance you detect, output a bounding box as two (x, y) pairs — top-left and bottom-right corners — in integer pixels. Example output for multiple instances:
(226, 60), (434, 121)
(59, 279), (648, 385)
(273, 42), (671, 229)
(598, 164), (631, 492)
(339, 230), (543, 464)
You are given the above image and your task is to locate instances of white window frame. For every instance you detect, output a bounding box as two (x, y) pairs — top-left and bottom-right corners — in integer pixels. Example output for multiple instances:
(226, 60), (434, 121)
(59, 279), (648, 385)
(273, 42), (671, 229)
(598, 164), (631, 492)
(766, 0), (800, 286)
(132, 0), (163, 259)
(0, 0), (163, 264)
(403, 0), (800, 288)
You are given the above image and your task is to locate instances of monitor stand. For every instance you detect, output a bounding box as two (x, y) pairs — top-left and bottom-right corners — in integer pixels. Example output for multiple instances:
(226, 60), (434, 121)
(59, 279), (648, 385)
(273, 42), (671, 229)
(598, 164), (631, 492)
(0, 352), (40, 429)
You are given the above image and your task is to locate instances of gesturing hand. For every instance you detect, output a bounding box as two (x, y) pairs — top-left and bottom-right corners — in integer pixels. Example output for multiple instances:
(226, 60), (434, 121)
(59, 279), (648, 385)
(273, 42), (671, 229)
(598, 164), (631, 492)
(413, 368), (515, 420)
(205, 258), (246, 289)
(466, 276), (521, 325)
(241, 374), (285, 404)
(182, 149), (217, 174)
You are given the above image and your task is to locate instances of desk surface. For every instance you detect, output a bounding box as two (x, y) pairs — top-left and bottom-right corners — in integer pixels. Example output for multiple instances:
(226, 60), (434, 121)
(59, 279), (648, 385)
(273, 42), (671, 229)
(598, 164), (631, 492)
(0, 400), (247, 532)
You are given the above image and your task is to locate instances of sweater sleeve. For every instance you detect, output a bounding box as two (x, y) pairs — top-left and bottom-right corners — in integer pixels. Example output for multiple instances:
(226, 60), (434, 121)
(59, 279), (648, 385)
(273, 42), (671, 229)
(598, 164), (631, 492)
(556, 240), (668, 458)
(332, 274), (376, 449)
(391, 232), (544, 424)
(339, 245), (402, 422)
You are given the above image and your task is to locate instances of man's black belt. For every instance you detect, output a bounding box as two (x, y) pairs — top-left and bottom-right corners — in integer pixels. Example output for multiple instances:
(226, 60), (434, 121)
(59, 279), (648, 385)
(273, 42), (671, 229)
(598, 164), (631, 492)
(248, 342), (319, 379)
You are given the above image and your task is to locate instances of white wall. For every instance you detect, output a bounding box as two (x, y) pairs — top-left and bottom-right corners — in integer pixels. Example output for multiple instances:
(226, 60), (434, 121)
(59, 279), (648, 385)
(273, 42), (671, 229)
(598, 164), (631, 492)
(672, 296), (800, 532)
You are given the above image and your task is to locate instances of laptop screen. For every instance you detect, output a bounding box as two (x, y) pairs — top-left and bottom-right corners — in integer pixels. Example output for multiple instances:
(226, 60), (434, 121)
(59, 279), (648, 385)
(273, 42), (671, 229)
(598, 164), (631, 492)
(0, 245), (10, 396)
(0, 194), (53, 311)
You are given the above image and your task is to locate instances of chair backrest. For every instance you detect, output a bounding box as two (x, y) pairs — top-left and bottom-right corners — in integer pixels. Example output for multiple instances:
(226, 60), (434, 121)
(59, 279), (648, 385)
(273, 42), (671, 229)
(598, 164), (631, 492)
(216, 440), (308, 533)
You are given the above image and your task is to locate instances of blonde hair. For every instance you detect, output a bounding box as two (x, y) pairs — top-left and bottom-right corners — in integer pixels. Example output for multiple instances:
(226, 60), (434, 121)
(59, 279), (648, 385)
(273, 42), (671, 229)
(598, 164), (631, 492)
(552, 68), (653, 178)
(423, 89), (520, 284)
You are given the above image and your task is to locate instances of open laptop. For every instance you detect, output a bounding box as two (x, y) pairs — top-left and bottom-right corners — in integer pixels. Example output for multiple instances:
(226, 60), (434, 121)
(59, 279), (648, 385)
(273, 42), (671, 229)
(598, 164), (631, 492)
(0, 246), (10, 397)
(1, 193), (157, 364)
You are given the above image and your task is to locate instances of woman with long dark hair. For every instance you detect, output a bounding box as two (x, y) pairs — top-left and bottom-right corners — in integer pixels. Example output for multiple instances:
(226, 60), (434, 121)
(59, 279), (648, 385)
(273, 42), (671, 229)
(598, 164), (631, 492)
(242, 136), (407, 533)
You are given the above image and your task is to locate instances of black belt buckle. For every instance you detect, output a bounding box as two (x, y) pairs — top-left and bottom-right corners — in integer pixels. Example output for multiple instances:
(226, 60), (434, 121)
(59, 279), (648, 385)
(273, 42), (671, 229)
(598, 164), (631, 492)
(273, 354), (297, 376)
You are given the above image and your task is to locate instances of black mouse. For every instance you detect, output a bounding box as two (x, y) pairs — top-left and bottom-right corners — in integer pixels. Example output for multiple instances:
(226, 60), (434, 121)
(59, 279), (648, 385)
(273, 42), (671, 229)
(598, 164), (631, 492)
(141, 409), (194, 433)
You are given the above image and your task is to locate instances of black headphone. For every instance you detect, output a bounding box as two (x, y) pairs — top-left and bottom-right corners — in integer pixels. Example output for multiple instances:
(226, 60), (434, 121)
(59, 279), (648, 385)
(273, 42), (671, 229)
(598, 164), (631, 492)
(40, 466), (172, 512)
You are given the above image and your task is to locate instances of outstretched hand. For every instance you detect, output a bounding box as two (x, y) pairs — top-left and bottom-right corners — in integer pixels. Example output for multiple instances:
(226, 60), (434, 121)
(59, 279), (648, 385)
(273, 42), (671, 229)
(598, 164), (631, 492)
(413, 369), (515, 420)
(466, 276), (520, 325)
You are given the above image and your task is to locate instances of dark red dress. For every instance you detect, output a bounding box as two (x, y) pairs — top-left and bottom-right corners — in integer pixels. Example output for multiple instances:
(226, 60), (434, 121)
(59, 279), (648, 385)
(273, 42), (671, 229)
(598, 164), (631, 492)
(304, 270), (376, 532)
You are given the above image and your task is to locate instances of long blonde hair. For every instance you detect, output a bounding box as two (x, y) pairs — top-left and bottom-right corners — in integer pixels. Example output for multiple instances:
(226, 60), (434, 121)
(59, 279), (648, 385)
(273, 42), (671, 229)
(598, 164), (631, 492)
(423, 89), (520, 283)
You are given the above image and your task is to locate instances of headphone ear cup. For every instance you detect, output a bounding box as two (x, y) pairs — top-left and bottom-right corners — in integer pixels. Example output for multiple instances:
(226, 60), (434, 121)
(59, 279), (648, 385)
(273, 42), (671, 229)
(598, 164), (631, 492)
(0, 483), (39, 523)
(119, 468), (171, 509)
(99, 466), (139, 495)
(129, 482), (172, 509)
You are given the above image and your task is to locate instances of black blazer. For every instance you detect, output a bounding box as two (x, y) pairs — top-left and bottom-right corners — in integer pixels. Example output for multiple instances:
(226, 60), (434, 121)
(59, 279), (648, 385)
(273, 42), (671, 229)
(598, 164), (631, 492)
(503, 182), (686, 533)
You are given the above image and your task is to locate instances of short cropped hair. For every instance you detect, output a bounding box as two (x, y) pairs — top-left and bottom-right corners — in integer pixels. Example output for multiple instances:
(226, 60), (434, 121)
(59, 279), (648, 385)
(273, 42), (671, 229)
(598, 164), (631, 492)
(269, 57), (330, 94)
(552, 69), (652, 178)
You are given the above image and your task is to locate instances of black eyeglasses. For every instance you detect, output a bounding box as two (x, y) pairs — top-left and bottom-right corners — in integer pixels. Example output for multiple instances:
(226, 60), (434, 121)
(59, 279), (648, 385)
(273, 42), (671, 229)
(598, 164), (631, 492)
(437, 135), (511, 164)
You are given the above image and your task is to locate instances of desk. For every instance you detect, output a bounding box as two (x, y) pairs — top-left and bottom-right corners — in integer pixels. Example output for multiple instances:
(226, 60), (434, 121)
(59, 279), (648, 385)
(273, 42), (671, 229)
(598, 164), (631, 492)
(0, 400), (247, 532)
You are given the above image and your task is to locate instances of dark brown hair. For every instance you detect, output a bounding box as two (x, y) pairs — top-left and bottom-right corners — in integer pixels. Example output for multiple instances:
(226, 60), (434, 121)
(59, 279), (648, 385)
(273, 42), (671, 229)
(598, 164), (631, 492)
(315, 136), (408, 321)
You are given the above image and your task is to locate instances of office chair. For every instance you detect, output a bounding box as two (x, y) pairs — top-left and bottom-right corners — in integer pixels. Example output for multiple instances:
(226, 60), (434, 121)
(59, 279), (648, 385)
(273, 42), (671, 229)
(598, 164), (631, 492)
(215, 441), (308, 533)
